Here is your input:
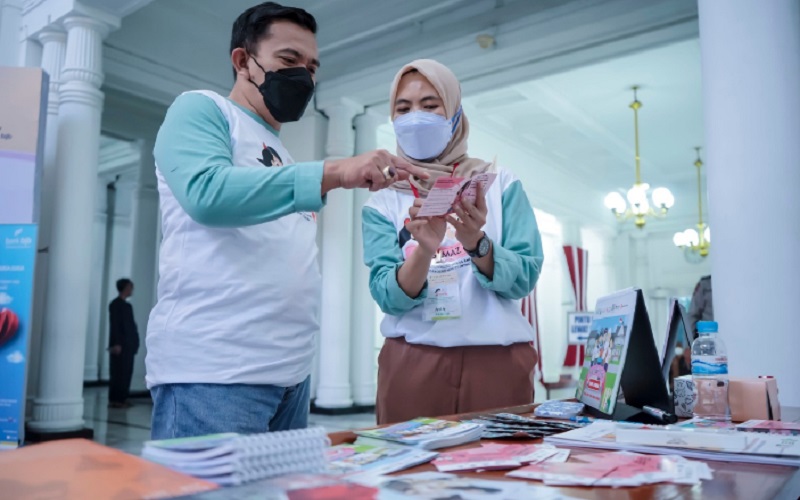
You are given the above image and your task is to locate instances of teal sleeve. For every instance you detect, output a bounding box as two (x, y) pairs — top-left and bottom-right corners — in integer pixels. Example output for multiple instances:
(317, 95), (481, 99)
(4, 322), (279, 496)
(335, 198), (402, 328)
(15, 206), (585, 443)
(153, 92), (325, 227)
(362, 206), (427, 315)
(473, 180), (544, 299)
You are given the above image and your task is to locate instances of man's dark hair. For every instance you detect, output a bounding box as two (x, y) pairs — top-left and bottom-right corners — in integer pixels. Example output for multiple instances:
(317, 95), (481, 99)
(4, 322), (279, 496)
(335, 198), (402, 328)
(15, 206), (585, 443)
(230, 2), (317, 80)
(116, 278), (133, 293)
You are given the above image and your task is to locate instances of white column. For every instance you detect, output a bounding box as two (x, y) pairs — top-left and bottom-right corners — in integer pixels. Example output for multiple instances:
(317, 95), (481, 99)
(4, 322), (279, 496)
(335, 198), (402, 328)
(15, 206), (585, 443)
(559, 218), (581, 376)
(128, 138), (160, 392)
(631, 232), (649, 292)
(29, 15), (117, 432)
(83, 183), (108, 382)
(26, 28), (66, 416)
(315, 98), (363, 409)
(350, 110), (384, 407)
(698, 0), (800, 405)
(0, 0), (22, 66)
(560, 218), (582, 249)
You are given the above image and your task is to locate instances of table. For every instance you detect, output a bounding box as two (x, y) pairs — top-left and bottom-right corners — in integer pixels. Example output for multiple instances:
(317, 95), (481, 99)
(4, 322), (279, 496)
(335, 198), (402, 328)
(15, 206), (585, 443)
(329, 404), (800, 500)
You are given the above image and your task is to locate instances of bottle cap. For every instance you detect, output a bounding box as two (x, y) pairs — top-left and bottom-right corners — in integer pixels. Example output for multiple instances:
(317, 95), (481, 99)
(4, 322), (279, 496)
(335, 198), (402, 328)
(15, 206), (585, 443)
(696, 321), (718, 333)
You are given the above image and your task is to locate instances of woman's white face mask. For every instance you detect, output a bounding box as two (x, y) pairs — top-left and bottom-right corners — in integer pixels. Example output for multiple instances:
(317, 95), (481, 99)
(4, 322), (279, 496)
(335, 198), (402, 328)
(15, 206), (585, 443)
(393, 107), (462, 161)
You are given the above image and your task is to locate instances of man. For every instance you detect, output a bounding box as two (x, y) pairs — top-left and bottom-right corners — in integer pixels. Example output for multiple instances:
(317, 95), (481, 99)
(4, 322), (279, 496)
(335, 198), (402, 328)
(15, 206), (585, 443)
(108, 278), (140, 409)
(146, 2), (426, 439)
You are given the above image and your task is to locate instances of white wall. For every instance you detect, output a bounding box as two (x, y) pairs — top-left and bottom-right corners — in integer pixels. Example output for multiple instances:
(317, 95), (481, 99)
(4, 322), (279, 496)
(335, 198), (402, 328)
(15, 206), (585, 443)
(612, 227), (712, 349)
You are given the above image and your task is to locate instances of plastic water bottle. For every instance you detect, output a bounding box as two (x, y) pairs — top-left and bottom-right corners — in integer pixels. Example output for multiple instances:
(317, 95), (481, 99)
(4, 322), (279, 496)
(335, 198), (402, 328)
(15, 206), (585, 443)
(691, 321), (731, 421)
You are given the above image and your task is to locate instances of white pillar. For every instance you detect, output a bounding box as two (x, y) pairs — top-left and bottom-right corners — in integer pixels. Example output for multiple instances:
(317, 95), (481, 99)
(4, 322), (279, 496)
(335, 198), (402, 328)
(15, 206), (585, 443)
(29, 14), (117, 432)
(560, 218), (582, 249)
(0, 0), (22, 66)
(315, 99), (363, 409)
(350, 110), (384, 407)
(128, 139), (160, 392)
(84, 182), (108, 381)
(631, 232), (649, 292)
(698, 0), (800, 405)
(26, 28), (66, 417)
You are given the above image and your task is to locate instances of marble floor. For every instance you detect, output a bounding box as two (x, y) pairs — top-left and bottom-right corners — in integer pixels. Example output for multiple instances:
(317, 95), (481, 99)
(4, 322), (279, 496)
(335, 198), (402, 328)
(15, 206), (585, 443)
(82, 386), (377, 455)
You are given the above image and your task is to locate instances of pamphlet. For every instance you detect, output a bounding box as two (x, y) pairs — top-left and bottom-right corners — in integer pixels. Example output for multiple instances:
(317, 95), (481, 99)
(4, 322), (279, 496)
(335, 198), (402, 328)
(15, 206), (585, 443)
(417, 173), (497, 217)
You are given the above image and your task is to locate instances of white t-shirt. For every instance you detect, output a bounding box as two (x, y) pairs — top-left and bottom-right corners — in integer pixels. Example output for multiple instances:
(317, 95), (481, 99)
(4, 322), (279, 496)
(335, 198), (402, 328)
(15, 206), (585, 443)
(146, 91), (321, 388)
(363, 168), (540, 347)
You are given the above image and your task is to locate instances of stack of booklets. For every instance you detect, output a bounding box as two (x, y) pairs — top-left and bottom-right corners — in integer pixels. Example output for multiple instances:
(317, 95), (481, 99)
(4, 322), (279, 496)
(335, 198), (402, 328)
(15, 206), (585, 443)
(544, 421), (800, 466)
(142, 427), (330, 485)
(506, 450), (713, 487)
(326, 443), (438, 478)
(354, 418), (483, 450)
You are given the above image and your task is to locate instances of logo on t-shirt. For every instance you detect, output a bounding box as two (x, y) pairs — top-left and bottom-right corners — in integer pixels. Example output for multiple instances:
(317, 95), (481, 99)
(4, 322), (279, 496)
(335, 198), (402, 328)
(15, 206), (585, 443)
(257, 143), (284, 167)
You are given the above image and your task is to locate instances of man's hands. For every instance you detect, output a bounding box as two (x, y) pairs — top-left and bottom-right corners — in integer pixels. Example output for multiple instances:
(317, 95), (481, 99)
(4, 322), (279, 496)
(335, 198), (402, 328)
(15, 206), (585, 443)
(322, 149), (429, 195)
(109, 345), (122, 356)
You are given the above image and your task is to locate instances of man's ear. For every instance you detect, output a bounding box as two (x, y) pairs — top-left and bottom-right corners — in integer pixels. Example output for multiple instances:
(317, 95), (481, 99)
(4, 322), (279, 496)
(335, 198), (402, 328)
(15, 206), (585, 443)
(231, 47), (251, 81)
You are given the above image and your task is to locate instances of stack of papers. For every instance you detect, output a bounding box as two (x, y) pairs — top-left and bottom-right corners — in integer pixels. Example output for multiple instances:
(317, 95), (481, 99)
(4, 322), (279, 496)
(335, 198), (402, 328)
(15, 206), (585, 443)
(462, 412), (583, 439)
(507, 451), (712, 487)
(545, 421), (800, 466)
(355, 471), (582, 500)
(736, 419), (800, 436)
(354, 418), (483, 450)
(326, 443), (437, 478)
(433, 443), (569, 472)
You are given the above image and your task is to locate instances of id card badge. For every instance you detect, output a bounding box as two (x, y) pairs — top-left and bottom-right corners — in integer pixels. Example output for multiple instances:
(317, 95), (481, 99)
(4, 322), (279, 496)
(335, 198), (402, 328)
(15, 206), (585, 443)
(423, 261), (462, 321)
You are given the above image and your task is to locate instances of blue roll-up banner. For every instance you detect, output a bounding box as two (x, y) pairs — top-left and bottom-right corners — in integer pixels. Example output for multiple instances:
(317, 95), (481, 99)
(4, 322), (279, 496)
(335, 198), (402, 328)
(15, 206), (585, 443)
(0, 225), (37, 449)
(0, 67), (48, 449)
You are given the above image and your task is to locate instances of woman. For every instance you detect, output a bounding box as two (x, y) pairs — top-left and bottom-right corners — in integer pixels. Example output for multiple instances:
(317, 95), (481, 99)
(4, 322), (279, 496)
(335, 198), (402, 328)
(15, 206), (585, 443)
(362, 59), (544, 424)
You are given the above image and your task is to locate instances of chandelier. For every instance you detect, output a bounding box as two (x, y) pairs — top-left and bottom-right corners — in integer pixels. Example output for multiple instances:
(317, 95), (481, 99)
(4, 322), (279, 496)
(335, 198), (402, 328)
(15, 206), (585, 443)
(604, 86), (674, 229)
(673, 147), (710, 258)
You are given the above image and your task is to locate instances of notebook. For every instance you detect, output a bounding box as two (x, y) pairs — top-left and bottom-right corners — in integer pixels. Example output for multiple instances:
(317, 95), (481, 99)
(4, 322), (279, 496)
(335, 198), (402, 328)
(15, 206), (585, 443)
(142, 427), (330, 486)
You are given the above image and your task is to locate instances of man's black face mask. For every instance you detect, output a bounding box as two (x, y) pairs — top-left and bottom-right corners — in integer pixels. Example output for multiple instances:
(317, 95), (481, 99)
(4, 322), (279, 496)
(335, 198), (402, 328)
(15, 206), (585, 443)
(249, 57), (315, 123)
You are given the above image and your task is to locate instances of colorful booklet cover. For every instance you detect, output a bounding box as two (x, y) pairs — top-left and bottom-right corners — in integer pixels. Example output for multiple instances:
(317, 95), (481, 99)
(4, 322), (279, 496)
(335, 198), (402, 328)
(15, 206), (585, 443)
(355, 418), (483, 450)
(575, 289), (637, 415)
(326, 443), (437, 477)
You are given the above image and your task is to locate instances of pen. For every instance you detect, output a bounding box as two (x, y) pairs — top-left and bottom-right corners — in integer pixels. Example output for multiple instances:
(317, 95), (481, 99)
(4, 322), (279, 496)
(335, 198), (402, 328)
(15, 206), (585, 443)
(642, 405), (678, 424)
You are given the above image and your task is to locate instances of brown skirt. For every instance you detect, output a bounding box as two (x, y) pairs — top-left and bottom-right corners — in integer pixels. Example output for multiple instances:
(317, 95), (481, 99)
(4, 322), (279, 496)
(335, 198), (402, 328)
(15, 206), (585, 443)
(376, 337), (538, 425)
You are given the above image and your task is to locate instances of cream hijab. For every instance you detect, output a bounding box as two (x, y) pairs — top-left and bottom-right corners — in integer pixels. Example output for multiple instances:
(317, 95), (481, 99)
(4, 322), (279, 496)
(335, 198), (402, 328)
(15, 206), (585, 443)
(389, 59), (492, 196)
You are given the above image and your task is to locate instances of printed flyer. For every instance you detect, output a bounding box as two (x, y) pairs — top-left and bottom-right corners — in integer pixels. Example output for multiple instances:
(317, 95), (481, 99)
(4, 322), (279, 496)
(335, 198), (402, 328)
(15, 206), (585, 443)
(576, 288), (636, 414)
